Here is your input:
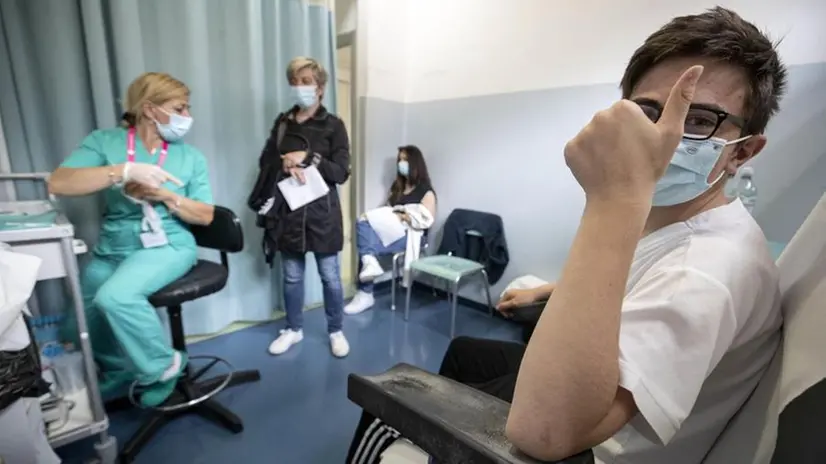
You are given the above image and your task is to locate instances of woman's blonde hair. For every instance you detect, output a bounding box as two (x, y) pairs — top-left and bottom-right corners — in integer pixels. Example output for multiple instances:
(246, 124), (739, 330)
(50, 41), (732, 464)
(286, 57), (328, 97)
(120, 72), (189, 127)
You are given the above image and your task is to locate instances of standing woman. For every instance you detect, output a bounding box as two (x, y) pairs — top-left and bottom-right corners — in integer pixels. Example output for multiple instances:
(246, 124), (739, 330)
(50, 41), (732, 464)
(48, 72), (215, 407)
(261, 57), (352, 358)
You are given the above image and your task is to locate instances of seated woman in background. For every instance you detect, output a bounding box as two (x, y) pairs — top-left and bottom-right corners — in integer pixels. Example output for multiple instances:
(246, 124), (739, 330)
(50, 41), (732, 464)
(48, 72), (214, 408)
(344, 145), (436, 315)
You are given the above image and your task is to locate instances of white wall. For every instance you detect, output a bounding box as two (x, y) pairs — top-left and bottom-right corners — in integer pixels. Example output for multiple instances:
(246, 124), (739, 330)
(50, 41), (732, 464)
(359, 0), (410, 102)
(355, 0), (412, 213)
(403, 0), (826, 102)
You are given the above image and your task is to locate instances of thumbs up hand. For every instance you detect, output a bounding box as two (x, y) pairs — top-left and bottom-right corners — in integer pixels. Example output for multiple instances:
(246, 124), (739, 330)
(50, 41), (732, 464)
(564, 66), (704, 207)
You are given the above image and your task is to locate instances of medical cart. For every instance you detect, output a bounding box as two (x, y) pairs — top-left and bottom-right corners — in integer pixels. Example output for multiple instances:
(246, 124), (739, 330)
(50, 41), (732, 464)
(0, 173), (116, 464)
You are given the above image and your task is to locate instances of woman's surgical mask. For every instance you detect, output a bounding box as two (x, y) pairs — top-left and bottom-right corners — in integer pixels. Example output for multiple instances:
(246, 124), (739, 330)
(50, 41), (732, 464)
(652, 135), (751, 207)
(154, 107), (193, 142)
(397, 160), (410, 177)
(291, 85), (318, 109)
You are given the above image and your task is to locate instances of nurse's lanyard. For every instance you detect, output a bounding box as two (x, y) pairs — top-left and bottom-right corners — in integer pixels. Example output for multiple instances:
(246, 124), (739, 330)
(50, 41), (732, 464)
(126, 127), (168, 235)
(127, 127), (168, 166)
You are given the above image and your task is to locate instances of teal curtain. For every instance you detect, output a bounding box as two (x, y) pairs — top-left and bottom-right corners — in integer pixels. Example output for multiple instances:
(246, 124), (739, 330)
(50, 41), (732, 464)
(0, 0), (339, 335)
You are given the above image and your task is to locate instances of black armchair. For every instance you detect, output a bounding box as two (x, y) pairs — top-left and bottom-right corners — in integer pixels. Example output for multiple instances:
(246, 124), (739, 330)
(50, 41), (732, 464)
(348, 363), (594, 464)
(119, 206), (261, 463)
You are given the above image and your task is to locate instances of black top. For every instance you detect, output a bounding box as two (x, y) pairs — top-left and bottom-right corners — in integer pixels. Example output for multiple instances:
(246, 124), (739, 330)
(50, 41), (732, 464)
(254, 105), (351, 256)
(390, 183), (434, 207)
(278, 106), (345, 162)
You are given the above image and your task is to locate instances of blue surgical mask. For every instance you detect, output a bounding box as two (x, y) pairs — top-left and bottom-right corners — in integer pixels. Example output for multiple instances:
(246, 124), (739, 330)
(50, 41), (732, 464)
(154, 108), (193, 142)
(398, 160), (410, 177)
(291, 85), (318, 109)
(652, 135), (751, 207)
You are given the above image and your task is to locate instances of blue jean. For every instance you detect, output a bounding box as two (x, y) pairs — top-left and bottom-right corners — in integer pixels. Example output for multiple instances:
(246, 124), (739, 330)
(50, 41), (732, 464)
(356, 220), (407, 293)
(282, 251), (344, 333)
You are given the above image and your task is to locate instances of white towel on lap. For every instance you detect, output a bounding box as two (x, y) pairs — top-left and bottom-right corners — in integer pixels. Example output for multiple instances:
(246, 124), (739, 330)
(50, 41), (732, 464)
(365, 206), (407, 246)
(394, 204), (434, 286)
(394, 204), (434, 231)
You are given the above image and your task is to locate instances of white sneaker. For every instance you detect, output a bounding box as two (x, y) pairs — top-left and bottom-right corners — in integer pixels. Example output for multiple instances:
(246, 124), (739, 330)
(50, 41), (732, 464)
(359, 255), (384, 282)
(268, 329), (303, 355)
(330, 331), (350, 358)
(344, 291), (375, 315)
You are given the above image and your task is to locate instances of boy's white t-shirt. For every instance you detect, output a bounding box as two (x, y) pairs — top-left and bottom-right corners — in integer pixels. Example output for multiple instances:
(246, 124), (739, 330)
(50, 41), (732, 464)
(594, 199), (782, 464)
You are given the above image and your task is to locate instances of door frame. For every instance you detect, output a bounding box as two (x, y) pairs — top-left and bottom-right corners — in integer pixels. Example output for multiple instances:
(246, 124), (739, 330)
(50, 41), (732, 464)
(336, 29), (360, 287)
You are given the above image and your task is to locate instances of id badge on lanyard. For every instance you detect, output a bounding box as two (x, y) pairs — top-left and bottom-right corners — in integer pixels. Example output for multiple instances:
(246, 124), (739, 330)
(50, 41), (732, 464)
(127, 128), (171, 249)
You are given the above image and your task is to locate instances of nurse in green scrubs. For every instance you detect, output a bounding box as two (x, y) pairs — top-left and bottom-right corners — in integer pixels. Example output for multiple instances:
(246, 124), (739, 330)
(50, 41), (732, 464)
(48, 72), (215, 407)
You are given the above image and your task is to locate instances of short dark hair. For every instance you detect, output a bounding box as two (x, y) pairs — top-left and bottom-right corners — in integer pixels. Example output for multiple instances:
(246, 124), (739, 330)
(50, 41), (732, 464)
(620, 7), (787, 135)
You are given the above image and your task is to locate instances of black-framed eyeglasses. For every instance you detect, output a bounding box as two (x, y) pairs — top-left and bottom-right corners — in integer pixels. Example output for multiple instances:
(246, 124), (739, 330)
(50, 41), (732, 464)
(635, 100), (747, 141)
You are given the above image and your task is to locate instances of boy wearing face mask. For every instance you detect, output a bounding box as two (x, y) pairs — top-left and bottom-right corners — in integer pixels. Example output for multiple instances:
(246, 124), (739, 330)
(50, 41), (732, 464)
(259, 57), (353, 358)
(348, 7), (786, 464)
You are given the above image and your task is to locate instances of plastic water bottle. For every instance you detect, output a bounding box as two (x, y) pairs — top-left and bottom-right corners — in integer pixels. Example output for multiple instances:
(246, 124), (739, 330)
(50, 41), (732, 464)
(45, 315), (59, 345)
(736, 166), (758, 215)
(41, 345), (61, 388)
(52, 349), (86, 394)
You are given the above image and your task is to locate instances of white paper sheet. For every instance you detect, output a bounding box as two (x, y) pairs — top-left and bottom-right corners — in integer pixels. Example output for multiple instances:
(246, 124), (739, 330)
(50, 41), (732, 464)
(277, 165), (330, 211)
(365, 206), (407, 246)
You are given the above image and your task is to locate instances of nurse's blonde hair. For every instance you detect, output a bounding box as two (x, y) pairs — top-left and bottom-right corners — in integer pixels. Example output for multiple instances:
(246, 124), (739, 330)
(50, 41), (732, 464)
(120, 72), (190, 127)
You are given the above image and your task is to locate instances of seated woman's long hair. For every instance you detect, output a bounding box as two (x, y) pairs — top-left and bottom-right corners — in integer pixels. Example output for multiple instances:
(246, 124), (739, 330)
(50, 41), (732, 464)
(387, 145), (432, 205)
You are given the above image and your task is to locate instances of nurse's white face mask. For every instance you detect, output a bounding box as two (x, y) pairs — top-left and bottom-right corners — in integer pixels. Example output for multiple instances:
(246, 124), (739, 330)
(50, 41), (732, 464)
(153, 106), (193, 142)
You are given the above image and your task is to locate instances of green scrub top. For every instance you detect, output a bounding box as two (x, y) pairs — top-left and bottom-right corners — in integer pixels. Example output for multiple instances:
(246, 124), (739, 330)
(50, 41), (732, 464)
(61, 127), (213, 256)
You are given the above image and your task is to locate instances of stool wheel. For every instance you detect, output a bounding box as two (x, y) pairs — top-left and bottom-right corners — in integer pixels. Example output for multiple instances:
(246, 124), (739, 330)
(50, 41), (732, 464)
(128, 355), (235, 413)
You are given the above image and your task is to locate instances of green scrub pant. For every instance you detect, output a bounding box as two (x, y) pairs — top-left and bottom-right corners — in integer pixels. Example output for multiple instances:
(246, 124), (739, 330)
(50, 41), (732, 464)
(81, 245), (197, 387)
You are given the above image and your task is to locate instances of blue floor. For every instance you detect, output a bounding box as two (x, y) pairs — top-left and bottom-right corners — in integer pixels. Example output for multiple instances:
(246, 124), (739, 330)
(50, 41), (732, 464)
(60, 289), (521, 464)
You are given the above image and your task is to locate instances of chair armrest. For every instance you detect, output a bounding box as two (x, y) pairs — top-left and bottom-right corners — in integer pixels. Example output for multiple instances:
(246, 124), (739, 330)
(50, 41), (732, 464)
(508, 301), (547, 324)
(347, 363), (594, 464)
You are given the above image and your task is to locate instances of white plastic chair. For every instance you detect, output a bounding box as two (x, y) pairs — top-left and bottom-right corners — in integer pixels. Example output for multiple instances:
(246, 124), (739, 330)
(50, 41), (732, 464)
(704, 192), (826, 463)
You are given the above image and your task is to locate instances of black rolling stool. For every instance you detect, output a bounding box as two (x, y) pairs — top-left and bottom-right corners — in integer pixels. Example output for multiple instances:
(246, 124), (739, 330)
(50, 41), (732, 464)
(119, 206), (262, 463)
